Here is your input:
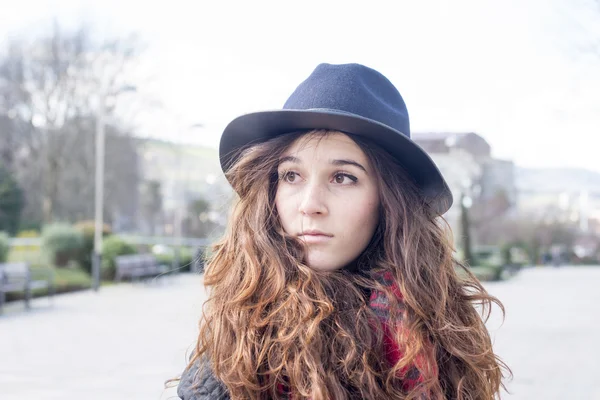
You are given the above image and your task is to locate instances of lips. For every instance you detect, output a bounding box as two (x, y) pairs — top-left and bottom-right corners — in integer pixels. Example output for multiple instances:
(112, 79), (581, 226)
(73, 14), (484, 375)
(299, 230), (333, 244)
(299, 230), (333, 237)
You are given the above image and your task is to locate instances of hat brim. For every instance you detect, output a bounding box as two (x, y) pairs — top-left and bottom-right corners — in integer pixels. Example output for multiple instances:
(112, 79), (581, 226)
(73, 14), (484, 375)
(220, 109), (453, 215)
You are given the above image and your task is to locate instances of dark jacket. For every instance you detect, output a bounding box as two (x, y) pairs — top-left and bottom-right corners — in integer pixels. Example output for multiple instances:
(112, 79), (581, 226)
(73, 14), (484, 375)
(177, 357), (229, 400)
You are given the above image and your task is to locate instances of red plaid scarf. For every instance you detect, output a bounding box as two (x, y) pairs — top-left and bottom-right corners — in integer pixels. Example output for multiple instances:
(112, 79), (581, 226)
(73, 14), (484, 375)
(276, 271), (437, 398)
(368, 270), (437, 392)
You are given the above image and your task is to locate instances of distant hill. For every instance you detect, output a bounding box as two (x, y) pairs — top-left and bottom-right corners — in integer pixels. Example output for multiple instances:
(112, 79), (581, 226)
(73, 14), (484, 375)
(136, 137), (221, 175)
(135, 137), (231, 205)
(516, 167), (600, 194)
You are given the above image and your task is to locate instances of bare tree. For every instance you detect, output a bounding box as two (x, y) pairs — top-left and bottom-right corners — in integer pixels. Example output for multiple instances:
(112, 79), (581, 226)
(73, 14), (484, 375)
(0, 21), (144, 228)
(470, 189), (512, 245)
(54, 116), (139, 225)
(183, 196), (214, 238)
(140, 180), (163, 235)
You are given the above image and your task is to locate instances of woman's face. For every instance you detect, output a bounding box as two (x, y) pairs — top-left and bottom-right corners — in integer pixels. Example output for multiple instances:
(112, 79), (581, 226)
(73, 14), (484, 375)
(275, 132), (380, 272)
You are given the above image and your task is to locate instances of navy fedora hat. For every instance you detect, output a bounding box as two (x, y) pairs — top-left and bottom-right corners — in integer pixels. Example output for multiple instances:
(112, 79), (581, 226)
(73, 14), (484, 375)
(219, 63), (453, 215)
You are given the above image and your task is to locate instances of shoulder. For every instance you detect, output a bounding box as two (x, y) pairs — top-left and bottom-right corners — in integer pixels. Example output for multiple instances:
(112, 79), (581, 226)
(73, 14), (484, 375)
(177, 355), (230, 400)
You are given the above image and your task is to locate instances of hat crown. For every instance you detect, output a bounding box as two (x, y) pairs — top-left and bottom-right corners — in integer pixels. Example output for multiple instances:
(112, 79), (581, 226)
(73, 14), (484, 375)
(283, 63), (410, 138)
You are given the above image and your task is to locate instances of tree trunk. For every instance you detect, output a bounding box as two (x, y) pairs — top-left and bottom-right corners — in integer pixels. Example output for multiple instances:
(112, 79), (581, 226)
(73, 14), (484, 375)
(460, 192), (474, 266)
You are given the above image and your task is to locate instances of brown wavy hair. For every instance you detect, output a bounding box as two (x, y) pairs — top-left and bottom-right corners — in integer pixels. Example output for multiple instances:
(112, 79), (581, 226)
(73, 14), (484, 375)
(189, 130), (511, 399)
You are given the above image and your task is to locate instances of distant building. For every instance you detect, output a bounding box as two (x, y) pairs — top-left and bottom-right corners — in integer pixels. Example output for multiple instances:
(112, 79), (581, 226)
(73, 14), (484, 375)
(516, 168), (600, 235)
(414, 132), (491, 160)
(413, 132), (516, 246)
(480, 158), (517, 207)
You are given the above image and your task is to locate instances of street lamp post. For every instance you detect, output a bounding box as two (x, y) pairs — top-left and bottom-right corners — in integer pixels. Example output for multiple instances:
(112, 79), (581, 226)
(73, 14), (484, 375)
(92, 85), (136, 292)
(92, 98), (106, 292)
(460, 191), (474, 266)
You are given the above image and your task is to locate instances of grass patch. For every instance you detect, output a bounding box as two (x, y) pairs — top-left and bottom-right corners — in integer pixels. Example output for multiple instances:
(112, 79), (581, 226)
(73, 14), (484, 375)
(42, 267), (92, 291)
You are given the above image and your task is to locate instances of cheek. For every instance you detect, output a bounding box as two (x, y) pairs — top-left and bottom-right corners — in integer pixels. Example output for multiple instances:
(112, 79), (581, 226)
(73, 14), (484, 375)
(347, 194), (379, 228)
(356, 209), (379, 245)
(275, 191), (293, 231)
(336, 195), (379, 251)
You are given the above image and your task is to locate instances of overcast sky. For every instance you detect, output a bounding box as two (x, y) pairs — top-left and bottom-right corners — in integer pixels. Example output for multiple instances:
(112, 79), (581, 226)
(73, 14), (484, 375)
(2, 0), (599, 171)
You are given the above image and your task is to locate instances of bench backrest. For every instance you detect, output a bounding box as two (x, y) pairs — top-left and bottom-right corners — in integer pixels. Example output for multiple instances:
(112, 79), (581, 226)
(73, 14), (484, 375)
(114, 254), (158, 270)
(0, 262), (30, 284)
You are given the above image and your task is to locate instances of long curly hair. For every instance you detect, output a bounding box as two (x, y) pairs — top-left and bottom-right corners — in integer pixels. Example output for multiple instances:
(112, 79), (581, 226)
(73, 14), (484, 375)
(190, 130), (511, 399)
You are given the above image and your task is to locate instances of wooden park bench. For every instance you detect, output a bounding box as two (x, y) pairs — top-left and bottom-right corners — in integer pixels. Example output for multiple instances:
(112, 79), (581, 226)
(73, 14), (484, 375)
(114, 254), (169, 283)
(0, 262), (55, 314)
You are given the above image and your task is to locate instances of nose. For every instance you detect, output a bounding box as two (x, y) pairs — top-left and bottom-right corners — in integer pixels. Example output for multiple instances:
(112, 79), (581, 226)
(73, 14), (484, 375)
(298, 182), (328, 216)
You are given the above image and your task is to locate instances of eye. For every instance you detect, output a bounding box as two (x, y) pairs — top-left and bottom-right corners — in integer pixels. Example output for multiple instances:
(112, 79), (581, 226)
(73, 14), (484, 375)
(333, 173), (358, 185)
(281, 171), (299, 183)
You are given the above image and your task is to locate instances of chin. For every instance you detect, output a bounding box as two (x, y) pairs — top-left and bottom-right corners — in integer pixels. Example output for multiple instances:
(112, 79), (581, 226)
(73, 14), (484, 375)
(306, 255), (345, 272)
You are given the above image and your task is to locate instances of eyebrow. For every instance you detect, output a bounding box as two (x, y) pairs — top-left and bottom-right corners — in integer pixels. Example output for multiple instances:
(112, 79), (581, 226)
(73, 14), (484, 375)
(278, 156), (368, 174)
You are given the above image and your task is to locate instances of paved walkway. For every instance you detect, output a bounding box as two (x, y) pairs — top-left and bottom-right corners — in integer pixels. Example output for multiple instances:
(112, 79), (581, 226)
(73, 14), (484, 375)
(1, 274), (205, 400)
(2, 267), (600, 399)
(485, 266), (600, 399)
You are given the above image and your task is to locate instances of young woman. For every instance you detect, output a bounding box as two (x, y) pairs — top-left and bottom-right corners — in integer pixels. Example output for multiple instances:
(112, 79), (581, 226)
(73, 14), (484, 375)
(176, 63), (510, 399)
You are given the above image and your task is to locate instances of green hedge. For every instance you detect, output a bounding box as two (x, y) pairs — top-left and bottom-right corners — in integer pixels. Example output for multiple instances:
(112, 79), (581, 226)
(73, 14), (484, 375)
(42, 224), (84, 267)
(456, 265), (505, 282)
(74, 221), (112, 275)
(154, 247), (195, 272)
(101, 235), (137, 279)
(0, 231), (9, 262)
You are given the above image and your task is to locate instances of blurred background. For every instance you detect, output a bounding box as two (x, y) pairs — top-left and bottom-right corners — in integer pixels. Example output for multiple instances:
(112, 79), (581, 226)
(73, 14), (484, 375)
(1, 0), (599, 399)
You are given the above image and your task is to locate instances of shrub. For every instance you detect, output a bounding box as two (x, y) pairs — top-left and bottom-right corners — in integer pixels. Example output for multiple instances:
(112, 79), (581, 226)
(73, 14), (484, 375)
(101, 235), (137, 279)
(0, 164), (25, 235)
(41, 224), (85, 267)
(0, 231), (9, 262)
(458, 265), (504, 282)
(74, 221), (112, 275)
(154, 246), (195, 272)
(501, 241), (531, 265)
